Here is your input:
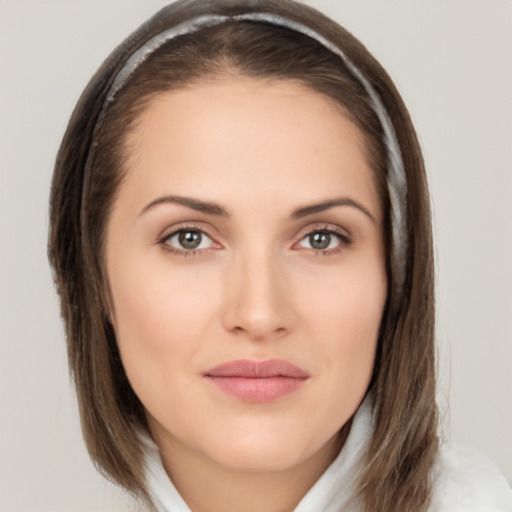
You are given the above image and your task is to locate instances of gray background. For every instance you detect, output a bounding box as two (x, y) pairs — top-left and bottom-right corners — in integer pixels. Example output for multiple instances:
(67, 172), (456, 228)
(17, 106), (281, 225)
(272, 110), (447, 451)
(1, 0), (511, 510)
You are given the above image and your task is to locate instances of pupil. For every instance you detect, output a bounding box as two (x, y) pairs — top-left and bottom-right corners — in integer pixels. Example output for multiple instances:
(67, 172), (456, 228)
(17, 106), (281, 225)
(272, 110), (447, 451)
(310, 232), (330, 250)
(178, 230), (201, 249)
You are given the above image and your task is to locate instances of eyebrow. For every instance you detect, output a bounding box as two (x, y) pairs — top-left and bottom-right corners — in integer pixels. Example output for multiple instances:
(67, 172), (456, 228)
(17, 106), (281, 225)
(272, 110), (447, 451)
(139, 194), (375, 223)
(139, 195), (229, 217)
(290, 197), (376, 223)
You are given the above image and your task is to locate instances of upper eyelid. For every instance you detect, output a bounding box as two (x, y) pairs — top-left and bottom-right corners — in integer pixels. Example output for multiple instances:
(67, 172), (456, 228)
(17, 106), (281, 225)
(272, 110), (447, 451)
(163, 228), (213, 242)
(158, 222), (218, 241)
(293, 222), (351, 240)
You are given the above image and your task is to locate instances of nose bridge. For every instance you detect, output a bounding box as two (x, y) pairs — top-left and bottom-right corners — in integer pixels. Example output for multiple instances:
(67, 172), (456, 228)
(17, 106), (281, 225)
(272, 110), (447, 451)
(223, 241), (293, 340)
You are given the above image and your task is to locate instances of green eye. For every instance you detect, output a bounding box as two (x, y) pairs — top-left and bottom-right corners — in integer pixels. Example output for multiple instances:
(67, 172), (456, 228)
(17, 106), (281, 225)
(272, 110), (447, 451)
(163, 229), (214, 252)
(308, 232), (332, 250)
(298, 229), (349, 252)
(178, 230), (203, 249)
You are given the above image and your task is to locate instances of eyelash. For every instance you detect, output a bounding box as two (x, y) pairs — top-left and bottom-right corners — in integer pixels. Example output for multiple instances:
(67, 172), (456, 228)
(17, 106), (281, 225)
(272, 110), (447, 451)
(157, 224), (352, 257)
(295, 225), (352, 256)
(158, 224), (218, 257)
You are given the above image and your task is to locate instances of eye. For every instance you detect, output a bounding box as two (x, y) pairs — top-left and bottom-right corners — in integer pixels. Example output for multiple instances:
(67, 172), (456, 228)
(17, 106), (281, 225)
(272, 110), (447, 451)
(162, 228), (216, 252)
(297, 229), (349, 252)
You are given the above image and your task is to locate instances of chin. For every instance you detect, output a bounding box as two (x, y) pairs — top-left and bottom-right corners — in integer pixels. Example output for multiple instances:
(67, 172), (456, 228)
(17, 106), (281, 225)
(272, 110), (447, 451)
(199, 425), (333, 474)
(210, 442), (310, 473)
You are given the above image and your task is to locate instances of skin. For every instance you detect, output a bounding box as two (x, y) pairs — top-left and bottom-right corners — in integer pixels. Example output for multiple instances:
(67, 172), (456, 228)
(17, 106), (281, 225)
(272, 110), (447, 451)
(105, 76), (387, 512)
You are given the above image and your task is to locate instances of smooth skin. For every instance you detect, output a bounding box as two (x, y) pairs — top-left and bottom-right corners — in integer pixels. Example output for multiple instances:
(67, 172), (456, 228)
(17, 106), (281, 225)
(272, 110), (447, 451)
(105, 76), (387, 512)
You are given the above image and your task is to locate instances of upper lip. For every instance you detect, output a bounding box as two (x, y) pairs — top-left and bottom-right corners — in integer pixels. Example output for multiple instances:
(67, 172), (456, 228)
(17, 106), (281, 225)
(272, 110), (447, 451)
(205, 359), (310, 379)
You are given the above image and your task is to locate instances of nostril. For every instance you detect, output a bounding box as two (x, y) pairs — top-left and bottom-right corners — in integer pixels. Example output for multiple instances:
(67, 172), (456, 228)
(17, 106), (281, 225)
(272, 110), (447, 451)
(221, 260), (296, 340)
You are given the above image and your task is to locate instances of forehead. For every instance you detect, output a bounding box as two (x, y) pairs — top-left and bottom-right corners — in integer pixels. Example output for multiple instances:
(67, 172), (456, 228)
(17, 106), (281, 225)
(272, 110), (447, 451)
(119, 76), (381, 220)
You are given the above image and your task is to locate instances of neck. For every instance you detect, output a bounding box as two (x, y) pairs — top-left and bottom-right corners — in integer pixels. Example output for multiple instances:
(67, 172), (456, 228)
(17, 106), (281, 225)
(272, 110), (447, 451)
(151, 422), (351, 512)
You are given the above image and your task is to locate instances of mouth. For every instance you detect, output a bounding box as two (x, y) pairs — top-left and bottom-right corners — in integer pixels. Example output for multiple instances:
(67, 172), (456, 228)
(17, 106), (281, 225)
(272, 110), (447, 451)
(204, 359), (310, 403)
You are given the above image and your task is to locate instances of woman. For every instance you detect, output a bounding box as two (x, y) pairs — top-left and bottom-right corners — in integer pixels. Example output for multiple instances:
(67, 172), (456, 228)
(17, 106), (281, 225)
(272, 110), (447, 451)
(47, 0), (512, 511)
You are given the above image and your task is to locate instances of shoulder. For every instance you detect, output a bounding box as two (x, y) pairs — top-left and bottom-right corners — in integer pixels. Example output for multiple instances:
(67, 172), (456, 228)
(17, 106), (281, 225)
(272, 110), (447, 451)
(431, 444), (512, 511)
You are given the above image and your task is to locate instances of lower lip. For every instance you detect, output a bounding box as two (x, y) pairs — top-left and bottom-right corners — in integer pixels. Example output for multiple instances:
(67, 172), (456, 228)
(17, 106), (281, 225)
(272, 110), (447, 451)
(206, 376), (307, 403)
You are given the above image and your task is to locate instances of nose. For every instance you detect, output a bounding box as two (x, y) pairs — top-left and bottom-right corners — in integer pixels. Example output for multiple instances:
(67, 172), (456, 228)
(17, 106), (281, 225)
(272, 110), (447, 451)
(222, 249), (296, 342)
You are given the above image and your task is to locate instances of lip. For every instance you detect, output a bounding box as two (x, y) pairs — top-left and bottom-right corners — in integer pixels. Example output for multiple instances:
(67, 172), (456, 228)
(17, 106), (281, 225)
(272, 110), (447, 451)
(204, 359), (310, 403)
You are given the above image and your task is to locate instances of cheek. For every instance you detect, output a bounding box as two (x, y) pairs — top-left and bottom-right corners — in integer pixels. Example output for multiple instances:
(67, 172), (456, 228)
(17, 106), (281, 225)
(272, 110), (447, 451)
(107, 254), (221, 387)
(301, 254), (386, 336)
(298, 261), (386, 395)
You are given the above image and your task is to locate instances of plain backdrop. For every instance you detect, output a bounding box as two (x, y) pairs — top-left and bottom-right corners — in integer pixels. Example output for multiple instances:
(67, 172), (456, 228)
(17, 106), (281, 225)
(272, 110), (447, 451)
(1, 0), (511, 510)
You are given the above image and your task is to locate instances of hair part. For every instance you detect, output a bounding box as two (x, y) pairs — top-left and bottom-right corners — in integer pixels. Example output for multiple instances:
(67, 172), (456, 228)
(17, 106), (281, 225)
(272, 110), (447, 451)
(48, 1), (438, 510)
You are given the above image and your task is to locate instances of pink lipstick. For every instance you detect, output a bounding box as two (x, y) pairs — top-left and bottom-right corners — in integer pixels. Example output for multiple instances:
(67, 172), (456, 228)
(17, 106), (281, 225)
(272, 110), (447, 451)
(204, 359), (309, 403)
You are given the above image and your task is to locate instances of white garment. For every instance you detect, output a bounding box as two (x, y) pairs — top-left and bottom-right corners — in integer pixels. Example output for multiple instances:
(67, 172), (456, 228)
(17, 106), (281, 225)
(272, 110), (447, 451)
(142, 400), (512, 511)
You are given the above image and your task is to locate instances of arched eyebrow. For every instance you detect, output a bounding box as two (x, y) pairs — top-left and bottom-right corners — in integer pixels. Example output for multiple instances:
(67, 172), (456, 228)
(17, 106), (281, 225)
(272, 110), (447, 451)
(139, 195), (375, 223)
(290, 197), (376, 223)
(139, 195), (229, 217)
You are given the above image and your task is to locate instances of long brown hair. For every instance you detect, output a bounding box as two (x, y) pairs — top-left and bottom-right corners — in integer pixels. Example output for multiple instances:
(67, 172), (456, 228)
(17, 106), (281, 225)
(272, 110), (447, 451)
(48, 1), (438, 510)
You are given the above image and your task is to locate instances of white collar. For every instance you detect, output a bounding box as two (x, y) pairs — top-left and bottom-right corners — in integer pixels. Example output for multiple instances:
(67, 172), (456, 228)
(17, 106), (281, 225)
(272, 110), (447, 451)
(141, 397), (374, 512)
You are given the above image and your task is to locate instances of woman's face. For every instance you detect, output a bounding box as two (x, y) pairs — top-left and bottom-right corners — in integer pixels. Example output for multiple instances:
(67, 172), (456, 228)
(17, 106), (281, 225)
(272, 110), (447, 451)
(105, 76), (387, 473)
